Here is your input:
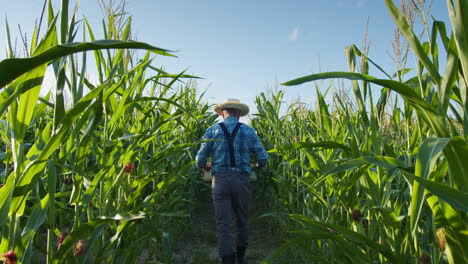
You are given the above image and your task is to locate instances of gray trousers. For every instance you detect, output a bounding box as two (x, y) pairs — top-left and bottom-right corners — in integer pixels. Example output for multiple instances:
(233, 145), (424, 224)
(212, 171), (250, 257)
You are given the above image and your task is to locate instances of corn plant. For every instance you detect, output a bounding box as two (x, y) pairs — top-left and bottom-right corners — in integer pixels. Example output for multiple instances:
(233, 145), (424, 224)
(0, 0), (216, 263)
(256, 0), (468, 263)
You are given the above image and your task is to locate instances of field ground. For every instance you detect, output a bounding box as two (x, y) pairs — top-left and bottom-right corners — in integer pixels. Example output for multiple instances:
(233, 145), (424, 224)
(171, 181), (290, 264)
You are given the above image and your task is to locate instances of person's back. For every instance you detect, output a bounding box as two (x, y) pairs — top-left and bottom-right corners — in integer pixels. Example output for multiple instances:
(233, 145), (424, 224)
(196, 99), (268, 264)
(197, 116), (267, 175)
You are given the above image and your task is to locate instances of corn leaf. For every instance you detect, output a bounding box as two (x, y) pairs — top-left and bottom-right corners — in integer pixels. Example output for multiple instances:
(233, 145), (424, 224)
(268, 141), (351, 155)
(0, 40), (175, 88)
(447, 0), (468, 89)
(282, 71), (449, 137)
(384, 0), (441, 86)
(406, 173), (468, 212)
(19, 194), (50, 263)
(52, 213), (145, 263)
(409, 138), (451, 244)
(9, 82), (107, 215)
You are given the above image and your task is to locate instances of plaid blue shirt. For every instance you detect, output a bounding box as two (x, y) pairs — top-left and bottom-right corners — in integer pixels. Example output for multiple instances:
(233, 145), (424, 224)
(196, 116), (268, 174)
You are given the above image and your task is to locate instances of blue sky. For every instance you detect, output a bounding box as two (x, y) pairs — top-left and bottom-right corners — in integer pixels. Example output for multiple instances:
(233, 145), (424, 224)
(0, 0), (451, 118)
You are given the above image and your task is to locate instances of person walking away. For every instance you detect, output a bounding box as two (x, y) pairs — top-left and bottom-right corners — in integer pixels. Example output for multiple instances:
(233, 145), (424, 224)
(196, 99), (268, 264)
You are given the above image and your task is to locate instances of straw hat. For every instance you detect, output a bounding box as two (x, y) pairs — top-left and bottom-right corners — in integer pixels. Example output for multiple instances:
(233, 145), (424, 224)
(213, 98), (249, 116)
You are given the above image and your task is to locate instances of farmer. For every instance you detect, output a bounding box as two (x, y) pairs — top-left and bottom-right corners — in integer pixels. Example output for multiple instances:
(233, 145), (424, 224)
(196, 98), (268, 264)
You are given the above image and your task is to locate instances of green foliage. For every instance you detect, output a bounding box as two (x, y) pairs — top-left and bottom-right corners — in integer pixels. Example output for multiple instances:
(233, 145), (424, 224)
(0, 1), (216, 263)
(256, 1), (468, 263)
(2, 0), (468, 263)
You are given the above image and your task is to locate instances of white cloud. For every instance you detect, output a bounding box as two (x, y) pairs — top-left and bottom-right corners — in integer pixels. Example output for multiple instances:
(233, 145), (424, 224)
(289, 27), (299, 41)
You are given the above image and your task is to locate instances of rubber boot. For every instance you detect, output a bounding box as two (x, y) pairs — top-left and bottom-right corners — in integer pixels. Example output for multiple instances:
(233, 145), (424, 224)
(236, 248), (247, 264)
(222, 254), (236, 264)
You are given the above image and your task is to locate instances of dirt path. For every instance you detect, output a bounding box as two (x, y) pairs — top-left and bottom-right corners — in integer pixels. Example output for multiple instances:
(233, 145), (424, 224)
(172, 185), (285, 264)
